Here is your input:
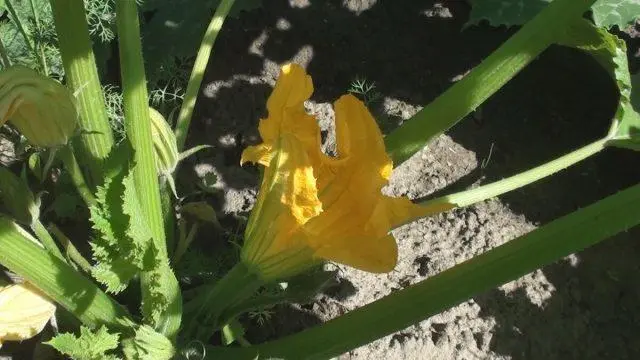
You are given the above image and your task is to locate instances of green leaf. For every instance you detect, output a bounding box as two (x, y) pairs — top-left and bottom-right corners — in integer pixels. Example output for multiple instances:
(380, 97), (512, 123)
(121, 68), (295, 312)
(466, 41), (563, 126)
(557, 20), (639, 150)
(618, 72), (640, 150)
(558, 20), (630, 93)
(221, 319), (246, 346)
(467, 0), (640, 29)
(122, 325), (175, 360)
(592, 0), (640, 29)
(0, 166), (39, 224)
(89, 144), (154, 293)
(140, 256), (178, 331)
(46, 326), (121, 360)
(610, 100), (640, 151)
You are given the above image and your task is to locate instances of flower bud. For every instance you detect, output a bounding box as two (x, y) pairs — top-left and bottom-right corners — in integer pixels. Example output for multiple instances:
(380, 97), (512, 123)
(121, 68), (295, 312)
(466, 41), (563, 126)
(0, 66), (77, 147)
(149, 107), (211, 197)
(149, 107), (179, 176)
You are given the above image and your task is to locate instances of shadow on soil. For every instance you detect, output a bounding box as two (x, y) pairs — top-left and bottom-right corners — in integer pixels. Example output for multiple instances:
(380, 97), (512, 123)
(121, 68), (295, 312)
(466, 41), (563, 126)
(183, 0), (640, 355)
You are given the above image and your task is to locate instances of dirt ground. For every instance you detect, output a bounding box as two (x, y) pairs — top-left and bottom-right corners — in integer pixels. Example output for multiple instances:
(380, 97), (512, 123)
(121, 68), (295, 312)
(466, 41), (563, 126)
(183, 1), (640, 359)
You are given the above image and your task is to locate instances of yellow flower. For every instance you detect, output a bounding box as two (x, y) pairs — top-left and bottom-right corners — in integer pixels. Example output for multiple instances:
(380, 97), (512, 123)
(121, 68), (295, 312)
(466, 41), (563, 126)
(241, 64), (450, 280)
(0, 283), (56, 347)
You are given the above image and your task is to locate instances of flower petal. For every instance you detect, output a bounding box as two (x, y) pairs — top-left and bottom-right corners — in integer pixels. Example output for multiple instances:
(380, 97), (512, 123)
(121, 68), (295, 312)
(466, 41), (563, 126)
(240, 143), (273, 166)
(305, 95), (432, 272)
(334, 94), (386, 161)
(0, 283), (55, 347)
(242, 64), (324, 169)
(242, 136), (322, 279)
(313, 233), (398, 273)
(260, 64), (314, 143)
(266, 64), (313, 115)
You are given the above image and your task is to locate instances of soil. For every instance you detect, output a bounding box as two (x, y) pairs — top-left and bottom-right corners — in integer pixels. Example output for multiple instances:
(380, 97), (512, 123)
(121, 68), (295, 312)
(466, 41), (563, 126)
(183, 1), (640, 359)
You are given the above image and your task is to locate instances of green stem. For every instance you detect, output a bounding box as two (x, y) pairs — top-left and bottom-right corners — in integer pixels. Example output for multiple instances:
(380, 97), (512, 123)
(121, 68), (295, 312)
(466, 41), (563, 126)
(160, 182), (176, 258)
(0, 217), (133, 330)
(422, 138), (607, 210)
(41, 149), (57, 184)
(49, 223), (93, 275)
(184, 262), (263, 341)
(59, 145), (97, 207)
(28, 0), (48, 76)
(205, 181), (640, 360)
(384, 0), (597, 165)
(5, 0), (38, 68)
(115, 0), (182, 339)
(31, 219), (64, 261)
(174, 0), (236, 151)
(172, 222), (198, 265)
(115, 0), (165, 259)
(0, 36), (12, 68)
(49, 0), (114, 183)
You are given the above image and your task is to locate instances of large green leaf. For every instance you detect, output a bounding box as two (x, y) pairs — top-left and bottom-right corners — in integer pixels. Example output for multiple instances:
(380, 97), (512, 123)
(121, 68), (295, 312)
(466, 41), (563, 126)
(592, 0), (640, 29)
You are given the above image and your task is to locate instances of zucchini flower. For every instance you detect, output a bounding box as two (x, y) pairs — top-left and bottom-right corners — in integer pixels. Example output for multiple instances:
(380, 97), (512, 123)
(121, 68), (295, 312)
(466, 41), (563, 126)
(241, 64), (450, 280)
(0, 66), (77, 147)
(0, 283), (56, 348)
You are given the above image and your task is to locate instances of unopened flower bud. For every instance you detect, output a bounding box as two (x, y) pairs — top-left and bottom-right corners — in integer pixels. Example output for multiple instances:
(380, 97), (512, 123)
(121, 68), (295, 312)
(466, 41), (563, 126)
(0, 66), (77, 147)
(149, 107), (179, 176)
(149, 107), (210, 197)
